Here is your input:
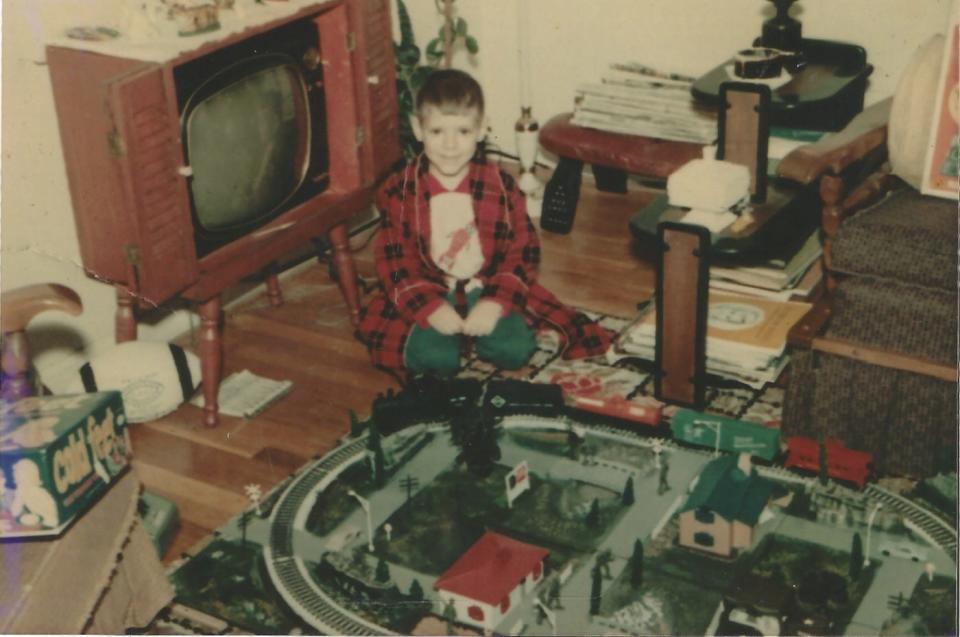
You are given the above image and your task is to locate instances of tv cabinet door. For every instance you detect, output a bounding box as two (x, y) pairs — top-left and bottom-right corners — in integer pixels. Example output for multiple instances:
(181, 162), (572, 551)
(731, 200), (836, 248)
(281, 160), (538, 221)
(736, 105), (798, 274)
(356, 0), (400, 182)
(107, 66), (199, 305)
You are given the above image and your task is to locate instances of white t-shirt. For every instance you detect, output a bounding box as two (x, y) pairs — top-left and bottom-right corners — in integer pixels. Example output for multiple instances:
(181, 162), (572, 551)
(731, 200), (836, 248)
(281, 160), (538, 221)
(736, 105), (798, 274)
(429, 178), (484, 286)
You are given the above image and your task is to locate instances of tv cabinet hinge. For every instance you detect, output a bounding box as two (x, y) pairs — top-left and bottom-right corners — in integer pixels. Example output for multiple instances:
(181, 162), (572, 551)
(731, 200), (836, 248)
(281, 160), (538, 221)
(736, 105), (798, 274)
(123, 245), (142, 290)
(354, 126), (365, 146)
(107, 131), (126, 157)
(346, 32), (357, 53)
(124, 245), (141, 266)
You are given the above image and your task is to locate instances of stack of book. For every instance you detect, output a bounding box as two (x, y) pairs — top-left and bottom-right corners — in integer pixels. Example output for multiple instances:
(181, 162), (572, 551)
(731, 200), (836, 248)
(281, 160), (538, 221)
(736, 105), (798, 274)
(614, 292), (813, 388)
(571, 63), (717, 144)
(710, 230), (824, 301)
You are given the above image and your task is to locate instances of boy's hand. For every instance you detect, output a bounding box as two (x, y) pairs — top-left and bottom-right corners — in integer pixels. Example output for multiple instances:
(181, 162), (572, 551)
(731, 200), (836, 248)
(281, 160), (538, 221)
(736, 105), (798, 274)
(426, 303), (463, 335)
(463, 300), (503, 336)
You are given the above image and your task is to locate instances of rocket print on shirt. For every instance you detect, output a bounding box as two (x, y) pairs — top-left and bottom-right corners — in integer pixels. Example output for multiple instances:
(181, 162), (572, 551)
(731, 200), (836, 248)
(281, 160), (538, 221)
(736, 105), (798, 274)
(430, 190), (484, 281)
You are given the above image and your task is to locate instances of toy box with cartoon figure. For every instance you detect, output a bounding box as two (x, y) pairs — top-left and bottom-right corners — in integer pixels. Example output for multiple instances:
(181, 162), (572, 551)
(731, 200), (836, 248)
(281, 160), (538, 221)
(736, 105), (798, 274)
(0, 391), (132, 539)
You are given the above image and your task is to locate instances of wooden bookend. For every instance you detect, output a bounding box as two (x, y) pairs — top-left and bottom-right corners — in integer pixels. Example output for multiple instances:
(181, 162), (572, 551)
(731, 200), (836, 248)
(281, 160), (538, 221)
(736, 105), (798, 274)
(717, 82), (771, 203)
(654, 222), (710, 409)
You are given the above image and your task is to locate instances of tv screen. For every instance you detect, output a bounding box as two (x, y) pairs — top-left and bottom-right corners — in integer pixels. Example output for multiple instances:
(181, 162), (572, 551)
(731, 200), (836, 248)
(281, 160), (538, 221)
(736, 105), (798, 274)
(183, 56), (310, 236)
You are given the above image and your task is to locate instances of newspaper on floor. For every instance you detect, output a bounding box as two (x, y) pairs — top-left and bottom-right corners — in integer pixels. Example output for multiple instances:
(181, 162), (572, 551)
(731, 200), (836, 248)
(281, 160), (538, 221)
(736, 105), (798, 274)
(190, 369), (293, 418)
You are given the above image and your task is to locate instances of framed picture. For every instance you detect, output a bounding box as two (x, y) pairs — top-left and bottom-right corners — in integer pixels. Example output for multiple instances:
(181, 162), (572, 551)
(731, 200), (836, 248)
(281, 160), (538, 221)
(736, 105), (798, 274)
(921, 4), (960, 199)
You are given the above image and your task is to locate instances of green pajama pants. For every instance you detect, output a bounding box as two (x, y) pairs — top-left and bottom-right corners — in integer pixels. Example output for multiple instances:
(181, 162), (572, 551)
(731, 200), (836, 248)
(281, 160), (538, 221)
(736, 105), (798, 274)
(404, 290), (536, 377)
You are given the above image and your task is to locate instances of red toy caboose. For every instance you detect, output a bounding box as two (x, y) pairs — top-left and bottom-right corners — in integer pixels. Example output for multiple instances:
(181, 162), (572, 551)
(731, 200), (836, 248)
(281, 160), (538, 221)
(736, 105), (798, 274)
(784, 436), (873, 488)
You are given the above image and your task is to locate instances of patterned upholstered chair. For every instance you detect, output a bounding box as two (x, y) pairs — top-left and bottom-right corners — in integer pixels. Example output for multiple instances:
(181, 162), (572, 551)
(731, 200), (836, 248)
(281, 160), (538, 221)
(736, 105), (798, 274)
(777, 99), (958, 479)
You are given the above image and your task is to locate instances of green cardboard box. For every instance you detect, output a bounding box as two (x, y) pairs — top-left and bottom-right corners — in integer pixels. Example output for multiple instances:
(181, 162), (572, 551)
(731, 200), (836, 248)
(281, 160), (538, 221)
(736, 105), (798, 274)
(139, 490), (179, 557)
(0, 392), (132, 538)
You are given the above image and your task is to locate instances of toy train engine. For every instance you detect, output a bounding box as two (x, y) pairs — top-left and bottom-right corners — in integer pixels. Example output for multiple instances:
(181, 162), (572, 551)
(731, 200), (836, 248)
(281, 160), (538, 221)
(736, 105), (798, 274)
(372, 376), (483, 435)
(783, 436), (873, 489)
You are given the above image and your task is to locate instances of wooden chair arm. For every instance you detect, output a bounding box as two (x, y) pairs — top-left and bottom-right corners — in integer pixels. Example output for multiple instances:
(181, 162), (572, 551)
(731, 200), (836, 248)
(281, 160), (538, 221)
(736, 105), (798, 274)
(777, 98), (892, 185)
(2, 283), (83, 334)
(789, 297), (957, 383)
(788, 298), (833, 349)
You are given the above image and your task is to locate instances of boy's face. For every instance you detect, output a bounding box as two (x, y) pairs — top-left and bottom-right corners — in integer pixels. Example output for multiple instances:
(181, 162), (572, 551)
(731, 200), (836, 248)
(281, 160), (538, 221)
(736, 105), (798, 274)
(412, 105), (485, 184)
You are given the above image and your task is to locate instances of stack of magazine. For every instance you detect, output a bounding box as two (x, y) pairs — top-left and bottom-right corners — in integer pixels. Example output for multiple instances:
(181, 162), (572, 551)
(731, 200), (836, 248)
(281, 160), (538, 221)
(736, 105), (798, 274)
(710, 230), (824, 301)
(571, 62), (717, 144)
(614, 292), (812, 388)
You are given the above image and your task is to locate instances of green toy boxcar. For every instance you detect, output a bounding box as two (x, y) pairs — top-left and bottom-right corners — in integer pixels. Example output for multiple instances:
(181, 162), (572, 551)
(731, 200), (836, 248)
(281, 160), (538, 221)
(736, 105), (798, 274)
(671, 409), (780, 461)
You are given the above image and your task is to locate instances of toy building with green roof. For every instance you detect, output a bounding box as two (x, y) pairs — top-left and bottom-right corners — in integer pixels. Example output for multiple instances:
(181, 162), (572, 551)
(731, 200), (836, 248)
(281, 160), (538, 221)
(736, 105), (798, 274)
(678, 453), (785, 557)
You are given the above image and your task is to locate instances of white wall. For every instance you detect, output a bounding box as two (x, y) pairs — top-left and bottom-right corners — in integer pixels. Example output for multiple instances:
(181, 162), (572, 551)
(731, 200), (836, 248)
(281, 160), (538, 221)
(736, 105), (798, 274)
(1, 0), (952, 386)
(407, 0), (953, 155)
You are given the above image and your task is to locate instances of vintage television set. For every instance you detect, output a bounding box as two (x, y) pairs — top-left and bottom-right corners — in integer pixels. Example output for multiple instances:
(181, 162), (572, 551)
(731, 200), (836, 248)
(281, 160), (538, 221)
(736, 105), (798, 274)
(46, 0), (399, 426)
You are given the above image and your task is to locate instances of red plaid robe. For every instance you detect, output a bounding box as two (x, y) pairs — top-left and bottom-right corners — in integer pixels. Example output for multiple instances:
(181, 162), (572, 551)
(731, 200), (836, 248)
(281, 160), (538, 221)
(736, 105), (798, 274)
(357, 155), (612, 370)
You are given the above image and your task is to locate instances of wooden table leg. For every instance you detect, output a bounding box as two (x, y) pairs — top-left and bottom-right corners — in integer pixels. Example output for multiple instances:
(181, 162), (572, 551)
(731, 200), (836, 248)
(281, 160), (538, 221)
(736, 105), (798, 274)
(328, 223), (361, 327)
(198, 296), (223, 428)
(115, 286), (138, 343)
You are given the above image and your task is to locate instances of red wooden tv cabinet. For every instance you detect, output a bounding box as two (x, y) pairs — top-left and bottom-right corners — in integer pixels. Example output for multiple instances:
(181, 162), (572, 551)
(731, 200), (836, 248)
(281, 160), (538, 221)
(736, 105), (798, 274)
(45, 0), (399, 426)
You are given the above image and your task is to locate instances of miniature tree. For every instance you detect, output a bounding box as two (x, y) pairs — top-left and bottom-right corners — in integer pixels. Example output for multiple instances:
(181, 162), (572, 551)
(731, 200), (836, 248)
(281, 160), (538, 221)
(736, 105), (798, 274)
(622, 476), (635, 506)
(348, 409), (364, 437)
(589, 563), (603, 615)
(409, 578), (424, 601)
(451, 407), (501, 478)
(375, 557), (391, 583)
(850, 532), (864, 579)
(818, 437), (829, 486)
(630, 539), (644, 588)
(585, 498), (601, 528)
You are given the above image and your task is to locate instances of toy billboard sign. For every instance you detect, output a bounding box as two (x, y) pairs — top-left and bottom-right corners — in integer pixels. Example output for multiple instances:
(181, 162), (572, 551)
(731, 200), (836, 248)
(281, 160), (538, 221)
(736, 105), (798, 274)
(505, 460), (530, 508)
(921, 2), (960, 199)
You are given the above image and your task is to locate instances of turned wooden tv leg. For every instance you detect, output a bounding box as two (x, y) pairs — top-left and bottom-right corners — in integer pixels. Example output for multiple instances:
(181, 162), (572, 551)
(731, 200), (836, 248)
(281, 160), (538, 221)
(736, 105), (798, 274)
(328, 223), (361, 327)
(115, 286), (138, 343)
(266, 268), (284, 307)
(198, 296), (223, 428)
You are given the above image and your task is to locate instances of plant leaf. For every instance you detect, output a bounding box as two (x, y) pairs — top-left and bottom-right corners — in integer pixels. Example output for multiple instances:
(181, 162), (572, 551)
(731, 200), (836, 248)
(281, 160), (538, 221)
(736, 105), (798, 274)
(465, 35), (479, 55)
(426, 38), (443, 61)
(455, 17), (467, 36)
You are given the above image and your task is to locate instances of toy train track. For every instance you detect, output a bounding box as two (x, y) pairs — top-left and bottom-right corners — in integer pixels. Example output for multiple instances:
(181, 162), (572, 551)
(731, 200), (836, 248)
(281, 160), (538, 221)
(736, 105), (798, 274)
(864, 484), (958, 563)
(264, 437), (395, 636)
(257, 410), (956, 636)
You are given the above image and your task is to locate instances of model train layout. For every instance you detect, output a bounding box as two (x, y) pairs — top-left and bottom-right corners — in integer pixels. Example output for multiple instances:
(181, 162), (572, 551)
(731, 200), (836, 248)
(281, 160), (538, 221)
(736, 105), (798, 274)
(373, 377), (873, 487)
(168, 376), (956, 636)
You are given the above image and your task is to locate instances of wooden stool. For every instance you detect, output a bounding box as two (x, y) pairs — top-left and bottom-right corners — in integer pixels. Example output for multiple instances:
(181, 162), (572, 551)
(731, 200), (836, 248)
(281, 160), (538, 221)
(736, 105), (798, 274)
(538, 113), (702, 233)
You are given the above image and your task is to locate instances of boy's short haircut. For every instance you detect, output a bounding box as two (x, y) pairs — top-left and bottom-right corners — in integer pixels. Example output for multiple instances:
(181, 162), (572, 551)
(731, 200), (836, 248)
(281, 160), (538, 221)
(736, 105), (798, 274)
(415, 69), (484, 118)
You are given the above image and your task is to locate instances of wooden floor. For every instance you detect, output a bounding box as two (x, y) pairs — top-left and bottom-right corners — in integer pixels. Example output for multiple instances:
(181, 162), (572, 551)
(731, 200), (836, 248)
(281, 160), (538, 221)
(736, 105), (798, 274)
(130, 167), (662, 564)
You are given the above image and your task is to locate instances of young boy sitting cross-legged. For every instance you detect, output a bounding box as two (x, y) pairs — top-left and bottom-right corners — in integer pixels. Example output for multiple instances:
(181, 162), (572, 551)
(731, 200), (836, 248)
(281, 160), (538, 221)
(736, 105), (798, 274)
(358, 69), (611, 376)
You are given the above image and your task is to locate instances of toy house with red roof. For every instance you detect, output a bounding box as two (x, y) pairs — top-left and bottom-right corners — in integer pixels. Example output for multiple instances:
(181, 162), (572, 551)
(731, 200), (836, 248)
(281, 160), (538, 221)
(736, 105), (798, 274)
(433, 531), (548, 632)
